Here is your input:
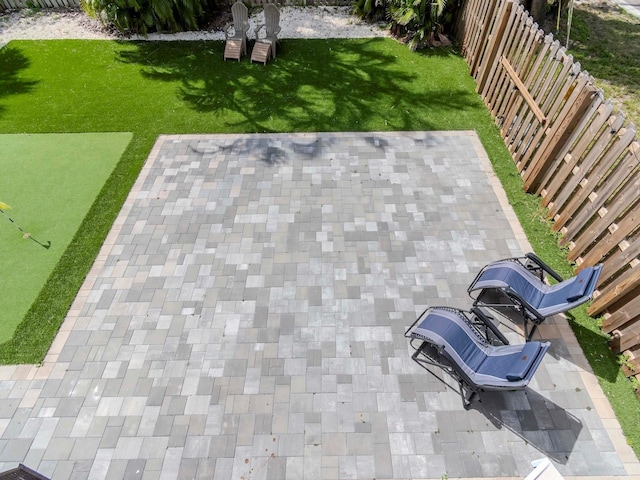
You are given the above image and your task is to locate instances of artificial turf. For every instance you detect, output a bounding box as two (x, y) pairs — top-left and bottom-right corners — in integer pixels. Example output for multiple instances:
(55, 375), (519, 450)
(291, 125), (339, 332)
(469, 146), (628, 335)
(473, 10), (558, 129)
(0, 132), (132, 343)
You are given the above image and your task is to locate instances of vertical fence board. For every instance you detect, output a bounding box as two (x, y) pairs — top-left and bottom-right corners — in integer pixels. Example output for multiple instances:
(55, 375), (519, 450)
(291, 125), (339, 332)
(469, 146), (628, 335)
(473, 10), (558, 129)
(567, 142), (640, 261)
(534, 91), (604, 195)
(603, 294), (640, 335)
(547, 114), (626, 217)
(489, 7), (530, 118)
(572, 184), (640, 269)
(523, 75), (597, 191)
(612, 317), (640, 353)
(500, 31), (546, 138)
(542, 104), (617, 208)
(565, 150), (640, 255)
(556, 125), (637, 235)
(477, 0), (514, 94)
(590, 262), (640, 316)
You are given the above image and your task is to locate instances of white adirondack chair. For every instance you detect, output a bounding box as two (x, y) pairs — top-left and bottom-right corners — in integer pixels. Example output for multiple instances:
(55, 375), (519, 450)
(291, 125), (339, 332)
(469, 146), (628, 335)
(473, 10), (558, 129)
(224, 2), (250, 61)
(253, 3), (281, 60)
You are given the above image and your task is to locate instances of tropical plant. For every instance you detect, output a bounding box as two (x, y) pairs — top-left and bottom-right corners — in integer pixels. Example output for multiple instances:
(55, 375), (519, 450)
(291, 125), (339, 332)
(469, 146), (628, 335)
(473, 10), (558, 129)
(388, 0), (451, 50)
(353, 0), (458, 50)
(353, 0), (387, 21)
(83, 0), (213, 35)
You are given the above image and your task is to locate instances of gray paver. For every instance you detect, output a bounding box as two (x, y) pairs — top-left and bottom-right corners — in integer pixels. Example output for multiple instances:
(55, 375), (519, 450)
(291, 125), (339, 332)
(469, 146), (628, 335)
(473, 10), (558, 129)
(0, 132), (637, 479)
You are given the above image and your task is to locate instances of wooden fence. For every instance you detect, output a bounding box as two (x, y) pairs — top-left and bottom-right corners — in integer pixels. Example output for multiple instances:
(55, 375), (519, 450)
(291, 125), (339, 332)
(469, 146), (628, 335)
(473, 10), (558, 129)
(0, 0), (349, 11)
(0, 0), (76, 9)
(455, 0), (640, 380)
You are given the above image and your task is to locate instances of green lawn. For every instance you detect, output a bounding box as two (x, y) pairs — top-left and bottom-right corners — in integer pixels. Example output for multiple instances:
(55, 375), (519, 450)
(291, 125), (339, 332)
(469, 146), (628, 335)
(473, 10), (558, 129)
(0, 37), (638, 457)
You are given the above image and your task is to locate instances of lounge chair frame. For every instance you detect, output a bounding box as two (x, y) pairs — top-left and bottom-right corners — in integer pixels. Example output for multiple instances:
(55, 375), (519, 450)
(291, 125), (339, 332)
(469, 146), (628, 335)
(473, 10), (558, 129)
(405, 306), (550, 408)
(467, 253), (603, 340)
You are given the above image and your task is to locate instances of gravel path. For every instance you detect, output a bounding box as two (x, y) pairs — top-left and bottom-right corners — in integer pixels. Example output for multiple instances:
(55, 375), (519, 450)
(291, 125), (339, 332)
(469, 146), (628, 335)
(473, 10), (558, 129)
(0, 6), (390, 45)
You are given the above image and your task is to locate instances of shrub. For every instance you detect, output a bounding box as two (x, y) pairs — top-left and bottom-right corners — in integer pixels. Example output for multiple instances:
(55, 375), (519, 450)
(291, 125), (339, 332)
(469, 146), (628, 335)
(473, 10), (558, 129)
(84, 0), (214, 35)
(354, 0), (460, 50)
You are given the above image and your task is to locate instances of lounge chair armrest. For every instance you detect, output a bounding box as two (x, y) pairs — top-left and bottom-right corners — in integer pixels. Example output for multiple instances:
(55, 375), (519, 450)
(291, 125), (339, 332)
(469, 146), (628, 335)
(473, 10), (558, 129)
(506, 341), (550, 381)
(524, 252), (564, 283)
(505, 342), (543, 380)
(254, 24), (265, 38)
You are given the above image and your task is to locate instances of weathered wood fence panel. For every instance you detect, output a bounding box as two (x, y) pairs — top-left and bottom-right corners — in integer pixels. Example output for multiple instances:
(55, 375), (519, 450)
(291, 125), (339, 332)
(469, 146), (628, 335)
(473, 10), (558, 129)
(0, 0), (349, 11)
(244, 0), (351, 5)
(0, 0), (78, 9)
(455, 0), (640, 383)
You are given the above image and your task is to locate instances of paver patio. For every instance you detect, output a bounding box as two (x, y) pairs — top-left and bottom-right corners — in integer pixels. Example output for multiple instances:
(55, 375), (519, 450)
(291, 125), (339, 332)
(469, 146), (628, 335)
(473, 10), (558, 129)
(0, 131), (638, 479)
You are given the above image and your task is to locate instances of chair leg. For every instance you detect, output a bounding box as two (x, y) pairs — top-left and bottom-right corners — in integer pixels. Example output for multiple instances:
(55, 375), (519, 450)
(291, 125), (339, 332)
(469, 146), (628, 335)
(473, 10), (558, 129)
(460, 382), (477, 409)
(411, 342), (480, 409)
(525, 320), (540, 341)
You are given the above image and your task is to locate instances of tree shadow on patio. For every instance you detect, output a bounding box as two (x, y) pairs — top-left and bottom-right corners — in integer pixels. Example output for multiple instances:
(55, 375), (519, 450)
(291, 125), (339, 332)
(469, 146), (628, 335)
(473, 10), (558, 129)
(186, 133), (327, 166)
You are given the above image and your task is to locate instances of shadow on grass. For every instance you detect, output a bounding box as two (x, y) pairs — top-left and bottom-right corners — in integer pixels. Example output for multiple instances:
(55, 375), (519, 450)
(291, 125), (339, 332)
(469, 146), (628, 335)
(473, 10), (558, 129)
(0, 38), (487, 363)
(114, 38), (481, 132)
(0, 46), (38, 118)
(567, 313), (621, 384)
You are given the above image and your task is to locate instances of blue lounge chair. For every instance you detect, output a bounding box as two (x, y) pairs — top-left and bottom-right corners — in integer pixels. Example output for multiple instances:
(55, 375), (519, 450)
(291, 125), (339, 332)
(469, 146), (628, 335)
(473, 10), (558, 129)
(468, 253), (603, 340)
(405, 307), (550, 407)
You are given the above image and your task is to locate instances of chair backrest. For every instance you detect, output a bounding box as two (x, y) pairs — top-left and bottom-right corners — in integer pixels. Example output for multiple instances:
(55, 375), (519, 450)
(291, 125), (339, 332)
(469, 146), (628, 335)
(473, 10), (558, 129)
(411, 308), (490, 378)
(231, 1), (250, 36)
(472, 260), (602, 315)
(264, 3), (281, 37)
(471, 261), (547, 308)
